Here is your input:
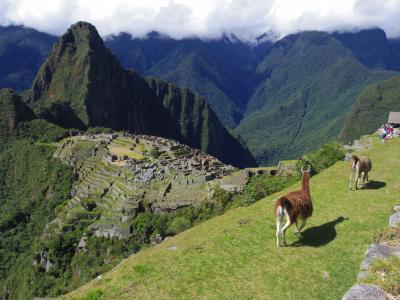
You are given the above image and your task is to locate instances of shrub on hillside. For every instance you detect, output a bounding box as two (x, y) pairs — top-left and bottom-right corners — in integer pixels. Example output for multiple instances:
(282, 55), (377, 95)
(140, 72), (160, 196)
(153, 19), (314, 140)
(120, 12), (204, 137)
(85, 127), (113, 135)
(167, 216), (191, 235)
(149, 146), (161, 159)
(299, 142), (345, 174)
(16, 119), (69, 143)
(236, 174), (300, 207)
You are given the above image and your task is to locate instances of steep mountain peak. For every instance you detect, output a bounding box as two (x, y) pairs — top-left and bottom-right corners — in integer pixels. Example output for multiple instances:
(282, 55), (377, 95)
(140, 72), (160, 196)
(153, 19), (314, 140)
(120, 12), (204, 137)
(56, 21), (103, 55)
(23, 22), (255, 167)
(29, 21), (127, 128)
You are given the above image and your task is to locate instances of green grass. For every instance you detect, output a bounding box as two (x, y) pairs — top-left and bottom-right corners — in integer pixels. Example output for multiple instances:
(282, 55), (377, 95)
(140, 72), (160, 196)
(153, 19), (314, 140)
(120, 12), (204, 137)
(360, 227), (400, 296)
(62, 136), (400, 299)
(362, 257), (400, 295)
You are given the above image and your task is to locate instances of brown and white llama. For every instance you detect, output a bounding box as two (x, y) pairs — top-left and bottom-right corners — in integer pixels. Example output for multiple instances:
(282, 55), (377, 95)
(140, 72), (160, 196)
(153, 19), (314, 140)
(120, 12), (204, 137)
(275, 166), (313, 247)
(349, 155), (372, 190)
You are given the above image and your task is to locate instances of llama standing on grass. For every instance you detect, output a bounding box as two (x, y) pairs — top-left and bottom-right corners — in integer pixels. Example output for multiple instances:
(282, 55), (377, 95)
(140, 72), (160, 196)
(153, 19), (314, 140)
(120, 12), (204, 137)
(275, 166), (313, 247)
(349, 155), (372, 190)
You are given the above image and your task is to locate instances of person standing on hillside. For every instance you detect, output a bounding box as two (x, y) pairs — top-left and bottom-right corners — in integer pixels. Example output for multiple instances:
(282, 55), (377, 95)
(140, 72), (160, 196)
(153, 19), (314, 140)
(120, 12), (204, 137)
(380, 124), (387, 143)
(385, 125), (394, 142)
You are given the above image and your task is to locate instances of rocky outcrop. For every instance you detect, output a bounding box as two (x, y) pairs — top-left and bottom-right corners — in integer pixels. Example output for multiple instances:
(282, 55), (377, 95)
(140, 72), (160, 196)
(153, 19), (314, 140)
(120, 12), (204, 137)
(342, 284), (388, 300)
(343, 204), (400, 299)
(389, 205), (400, 228)
(358, 244), (400, 280)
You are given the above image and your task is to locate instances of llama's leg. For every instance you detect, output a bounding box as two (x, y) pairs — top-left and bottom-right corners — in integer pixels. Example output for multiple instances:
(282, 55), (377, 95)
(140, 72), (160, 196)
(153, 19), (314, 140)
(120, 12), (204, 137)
(349, 170), (354, 190)
(297, 218), (306, 235)
(276, 206), (284, 247)
(363, 172), (367, 189)
(355, 171), (360, 190)
(281, 208), (292, 246)
(294, 220), (299, 236)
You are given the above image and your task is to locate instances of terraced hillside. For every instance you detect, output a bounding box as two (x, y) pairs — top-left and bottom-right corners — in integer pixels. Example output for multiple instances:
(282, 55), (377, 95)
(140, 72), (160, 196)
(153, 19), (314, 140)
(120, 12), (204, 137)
(63, 136), (400, 299)
(49, 133), (234, 239)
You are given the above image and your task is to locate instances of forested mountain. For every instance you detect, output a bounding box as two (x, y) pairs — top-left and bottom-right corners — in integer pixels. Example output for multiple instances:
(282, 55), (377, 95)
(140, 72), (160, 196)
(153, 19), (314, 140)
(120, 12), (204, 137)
(235, 31), (396, 164)
(1, 24), (399, 164)
(21, 22), (255, 167)
(0, 26), (57, 91)
(106, 32), (271, 127)
(339, 75), (400, 142)
(333, 28), (400, 71)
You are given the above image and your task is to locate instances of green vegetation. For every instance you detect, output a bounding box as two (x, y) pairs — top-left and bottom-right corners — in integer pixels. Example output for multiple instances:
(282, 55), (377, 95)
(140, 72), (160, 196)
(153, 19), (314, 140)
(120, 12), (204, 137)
(0, 25), (56, 91)
(106, 32), (259, 128)
(359, 227), (400, 296)
(0, 124), (74, 299)
(85, 127), (113, 134)
(63, 136), (400, 299)
(19, 21), (254, 167)
(235, 174), (300, 206)
(339, 75), (400, 142)
(363, 257), (400, 296)
(1, 137), (341, 299)
(236, 31), (395, 165)
(149, 146), (161, 159)
(2, 25), (400, 167)
(172, 147), (191, 157)
(82, 289), (103, 300)
(299, 142), (346, 174)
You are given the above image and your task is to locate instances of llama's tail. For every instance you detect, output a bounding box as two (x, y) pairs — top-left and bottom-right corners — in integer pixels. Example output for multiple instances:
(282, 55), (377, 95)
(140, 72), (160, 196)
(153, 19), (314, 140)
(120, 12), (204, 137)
(275, 196), (291, 220)
(275, 196), (290, 247)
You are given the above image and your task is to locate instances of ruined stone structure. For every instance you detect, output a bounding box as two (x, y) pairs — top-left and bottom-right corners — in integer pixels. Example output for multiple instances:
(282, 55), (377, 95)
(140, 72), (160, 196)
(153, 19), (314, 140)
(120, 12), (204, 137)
(50, 133), (235, 239)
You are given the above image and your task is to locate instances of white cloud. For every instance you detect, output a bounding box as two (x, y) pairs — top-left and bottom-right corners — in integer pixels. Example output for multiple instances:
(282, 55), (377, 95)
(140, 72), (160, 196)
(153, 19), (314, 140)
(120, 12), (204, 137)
(1, 0), (400, 40)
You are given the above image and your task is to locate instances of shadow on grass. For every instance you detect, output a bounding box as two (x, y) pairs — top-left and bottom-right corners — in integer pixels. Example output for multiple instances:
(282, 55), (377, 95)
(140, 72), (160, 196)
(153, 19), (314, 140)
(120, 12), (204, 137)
(365, 180), (386, 190)
(292, 216), (348, 247)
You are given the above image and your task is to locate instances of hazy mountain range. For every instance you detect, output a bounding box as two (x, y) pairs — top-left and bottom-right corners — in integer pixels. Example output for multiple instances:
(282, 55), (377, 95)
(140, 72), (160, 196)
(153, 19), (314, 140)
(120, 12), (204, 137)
(1, 24), (400, 164)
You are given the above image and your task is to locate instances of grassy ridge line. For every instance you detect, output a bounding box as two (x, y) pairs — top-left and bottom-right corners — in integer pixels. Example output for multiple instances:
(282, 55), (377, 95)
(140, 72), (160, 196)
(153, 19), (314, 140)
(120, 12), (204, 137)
(63, 137), (400, 300)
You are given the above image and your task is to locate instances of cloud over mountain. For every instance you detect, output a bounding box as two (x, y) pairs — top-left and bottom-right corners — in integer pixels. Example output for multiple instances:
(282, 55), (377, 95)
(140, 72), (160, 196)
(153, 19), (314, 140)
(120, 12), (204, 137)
(1, 0), (400, 40)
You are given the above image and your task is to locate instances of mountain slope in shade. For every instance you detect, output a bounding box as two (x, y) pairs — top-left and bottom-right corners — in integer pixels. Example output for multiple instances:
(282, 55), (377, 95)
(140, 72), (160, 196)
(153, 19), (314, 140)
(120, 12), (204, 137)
(0, 88), (34, 143)
(24, 22), (255, 167)
(235, 31), (396, 165)
(333, 28), (400, 71)
(2, 25), (400, 165)
(0, 26), (57, 91)
(339, 75), (400, 143)
(105, 33), (271, 128)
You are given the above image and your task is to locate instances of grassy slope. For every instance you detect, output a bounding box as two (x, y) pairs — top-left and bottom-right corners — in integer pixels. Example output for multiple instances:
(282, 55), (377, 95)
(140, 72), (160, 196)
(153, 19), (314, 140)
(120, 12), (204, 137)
(63, 136), (400, 299)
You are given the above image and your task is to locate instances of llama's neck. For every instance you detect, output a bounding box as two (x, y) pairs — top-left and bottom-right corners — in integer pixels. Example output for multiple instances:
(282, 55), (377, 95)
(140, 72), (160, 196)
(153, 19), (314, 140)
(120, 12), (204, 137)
(301, 174), (310, 195)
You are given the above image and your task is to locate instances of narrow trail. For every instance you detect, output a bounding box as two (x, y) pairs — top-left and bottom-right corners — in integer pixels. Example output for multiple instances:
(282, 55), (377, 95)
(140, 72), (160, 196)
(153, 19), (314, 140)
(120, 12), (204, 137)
(63, 137), (400, 300)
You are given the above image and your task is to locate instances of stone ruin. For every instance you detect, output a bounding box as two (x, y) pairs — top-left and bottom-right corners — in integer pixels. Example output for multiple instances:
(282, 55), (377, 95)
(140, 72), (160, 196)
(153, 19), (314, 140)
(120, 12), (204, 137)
(51, 133), (236, 240)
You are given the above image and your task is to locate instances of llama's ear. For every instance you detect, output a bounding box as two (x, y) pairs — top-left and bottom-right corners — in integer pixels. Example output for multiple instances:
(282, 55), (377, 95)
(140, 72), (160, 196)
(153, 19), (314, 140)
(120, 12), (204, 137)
(301, 167), (304, 173)
(307, 166), (311, 173)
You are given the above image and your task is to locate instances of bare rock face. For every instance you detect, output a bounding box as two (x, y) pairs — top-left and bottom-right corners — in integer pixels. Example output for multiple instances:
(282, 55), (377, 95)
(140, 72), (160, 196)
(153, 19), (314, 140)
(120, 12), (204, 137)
(342, 284), (387, 300)
(389, 212), (400, 228)
(389, 205), (400, 228)
(360, 244), (400, 271)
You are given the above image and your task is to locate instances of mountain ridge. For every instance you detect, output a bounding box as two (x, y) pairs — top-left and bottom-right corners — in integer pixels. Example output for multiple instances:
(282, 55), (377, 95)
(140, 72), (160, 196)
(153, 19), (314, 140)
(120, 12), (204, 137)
(339, 74), (400, 142)
(1, 24), (400, 164)
(21, 21), (256, 167)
